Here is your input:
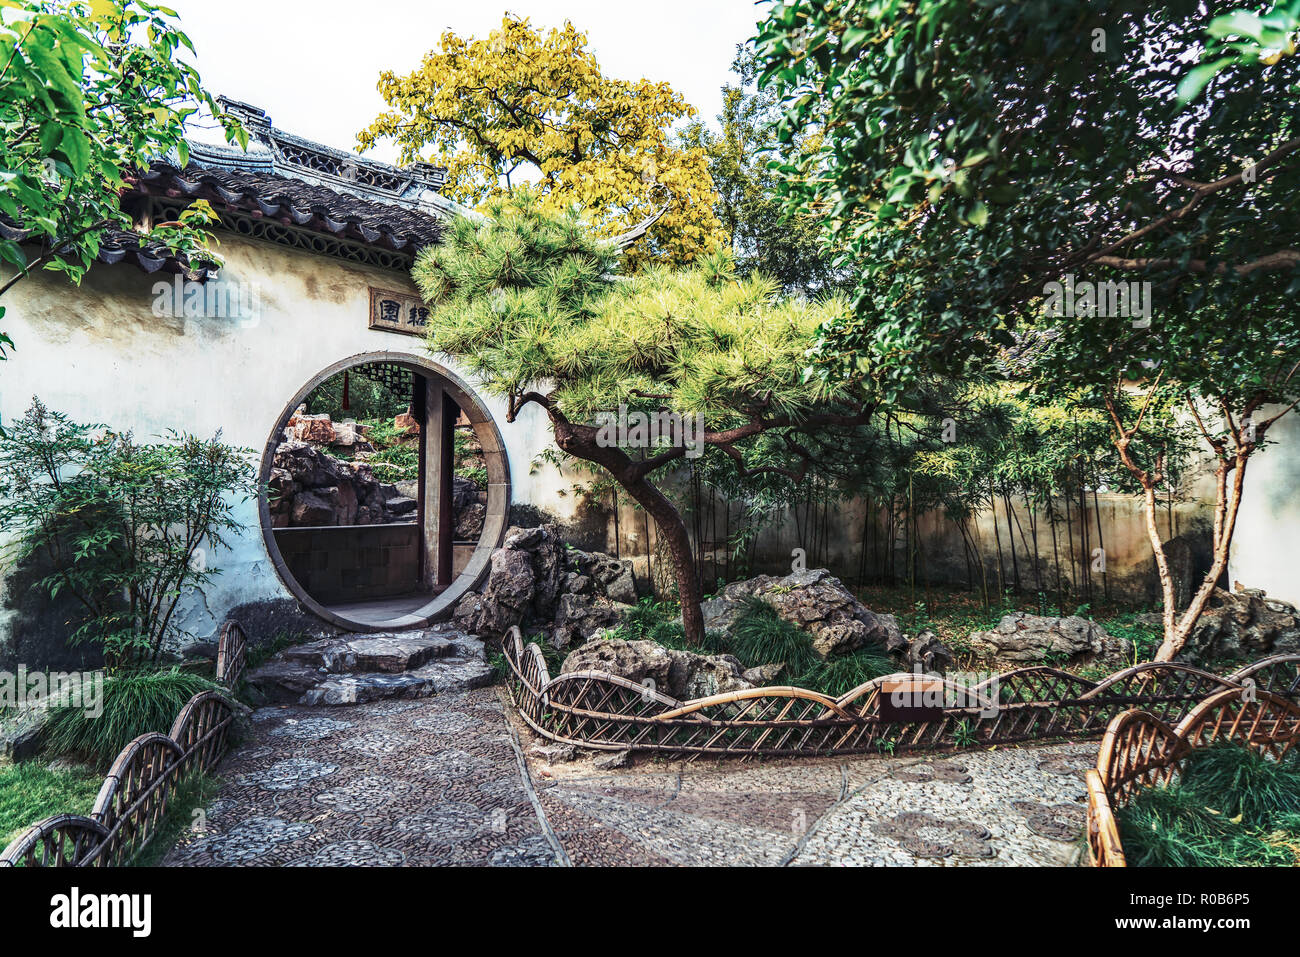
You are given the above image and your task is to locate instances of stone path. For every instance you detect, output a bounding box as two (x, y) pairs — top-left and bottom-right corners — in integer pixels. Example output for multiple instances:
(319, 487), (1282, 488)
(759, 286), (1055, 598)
(165, 688), (558, 866)
(165, 687), (1093, 867)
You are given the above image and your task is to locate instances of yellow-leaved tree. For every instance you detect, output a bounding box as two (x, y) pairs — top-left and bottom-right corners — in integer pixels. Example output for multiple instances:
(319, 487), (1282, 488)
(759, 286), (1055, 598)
(357, 14), (725, 268)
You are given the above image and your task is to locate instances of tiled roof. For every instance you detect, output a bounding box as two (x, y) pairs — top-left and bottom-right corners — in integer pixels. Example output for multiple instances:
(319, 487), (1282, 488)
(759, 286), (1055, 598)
(22, 97), (655, 281)
(130, 159), (445, 253)
(112, 97), (461, 278)
(0, 218), (218, 281)
(95, 224), (221, 280)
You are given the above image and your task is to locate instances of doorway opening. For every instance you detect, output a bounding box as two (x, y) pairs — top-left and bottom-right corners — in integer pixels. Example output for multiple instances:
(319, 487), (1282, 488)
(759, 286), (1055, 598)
(257, 353), (509, 631)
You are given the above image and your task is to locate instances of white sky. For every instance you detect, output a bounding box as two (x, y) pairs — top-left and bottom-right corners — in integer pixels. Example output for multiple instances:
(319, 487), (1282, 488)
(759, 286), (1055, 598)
(169, 0), (770, 165)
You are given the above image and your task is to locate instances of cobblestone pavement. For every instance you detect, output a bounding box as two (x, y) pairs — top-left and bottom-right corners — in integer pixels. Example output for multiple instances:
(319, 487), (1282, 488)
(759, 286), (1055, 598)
(165, 688), (1093, 867)
(164, 688), (560, 867)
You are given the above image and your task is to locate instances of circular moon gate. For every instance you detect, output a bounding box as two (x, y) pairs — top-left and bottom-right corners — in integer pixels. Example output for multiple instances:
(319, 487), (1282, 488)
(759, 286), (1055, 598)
(258, 351), (510, 631)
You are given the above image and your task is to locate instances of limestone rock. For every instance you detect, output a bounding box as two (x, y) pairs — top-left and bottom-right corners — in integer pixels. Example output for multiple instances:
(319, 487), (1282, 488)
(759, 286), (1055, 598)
(560, 638), (752, 700)
(551, 593), (632, 651)
(331, 420), (370, 449)
(291, 489), (336, 527)
(968, 613), (1130, 663)
(289, 412), (336, 444)
(896, 629), (955, 673)
(455, 502), (486, 539)
(393, 411), (420, 435)
(385, 496), (418, 517)
(593, 750), (632, 770)
(743, 662), (786, 685)
(0, 707), (49, 761)
(530, 743), (578, 763)
(1182, 587), (1300, 659)
(452, 523), (636, 643)
(272, 440), (415, 526)
(701, 568), (903, 659)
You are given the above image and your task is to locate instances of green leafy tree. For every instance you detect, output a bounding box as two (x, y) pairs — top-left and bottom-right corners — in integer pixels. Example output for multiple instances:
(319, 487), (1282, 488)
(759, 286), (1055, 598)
(415, 199), (876, 644)
(0, 399), (257, 671)
(757, 0), (1300, 660)
(0, 0), (245, 359)
(680, 47), (841, 295)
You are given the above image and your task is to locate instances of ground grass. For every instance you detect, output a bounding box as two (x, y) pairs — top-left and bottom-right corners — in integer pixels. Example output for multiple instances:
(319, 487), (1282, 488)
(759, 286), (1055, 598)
(854, 584), (1165, 676)
(1116, 743), (1300, 867)
(0, 760), (103, 847)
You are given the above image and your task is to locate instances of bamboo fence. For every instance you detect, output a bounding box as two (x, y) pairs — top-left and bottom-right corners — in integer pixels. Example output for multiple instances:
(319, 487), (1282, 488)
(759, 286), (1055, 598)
(504, 625), (1300, 760)
(0, 621), (248, 868)
(1085, 685), (1300, 867)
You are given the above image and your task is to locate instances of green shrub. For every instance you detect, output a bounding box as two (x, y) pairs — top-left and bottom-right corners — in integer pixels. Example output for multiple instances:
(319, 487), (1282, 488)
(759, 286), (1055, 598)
(42, 668), (228, 766)
(0, 400), (256, 671)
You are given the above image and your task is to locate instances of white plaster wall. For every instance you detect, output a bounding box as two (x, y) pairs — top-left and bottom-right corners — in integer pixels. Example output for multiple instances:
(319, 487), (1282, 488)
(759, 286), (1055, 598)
(0, 234), (576, 645)
(1229, 404), (1300, 606)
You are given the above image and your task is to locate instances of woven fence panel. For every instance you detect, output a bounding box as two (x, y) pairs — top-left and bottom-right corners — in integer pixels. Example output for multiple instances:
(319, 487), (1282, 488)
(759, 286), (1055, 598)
(504, 627), (1300, 760)
(0, 619), (247, 868)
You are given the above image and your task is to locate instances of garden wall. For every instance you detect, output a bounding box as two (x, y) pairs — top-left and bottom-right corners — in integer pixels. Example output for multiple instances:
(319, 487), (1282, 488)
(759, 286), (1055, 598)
(587, 477), (1223, 609)
(0, 233), (582, 654)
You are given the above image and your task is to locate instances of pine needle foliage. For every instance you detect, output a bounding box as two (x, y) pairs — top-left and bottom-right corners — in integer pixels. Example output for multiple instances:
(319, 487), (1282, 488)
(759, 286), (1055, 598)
(413, 198), (873, 644)
(414, 197), (858, 427)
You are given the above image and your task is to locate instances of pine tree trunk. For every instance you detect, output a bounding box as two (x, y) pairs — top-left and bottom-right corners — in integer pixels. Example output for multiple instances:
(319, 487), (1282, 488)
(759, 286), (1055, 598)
(550, 415), (708, 644)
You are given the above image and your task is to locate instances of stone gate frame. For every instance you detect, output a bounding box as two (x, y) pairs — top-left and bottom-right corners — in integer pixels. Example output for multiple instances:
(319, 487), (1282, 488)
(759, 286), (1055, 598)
(257, 350), (510, 631)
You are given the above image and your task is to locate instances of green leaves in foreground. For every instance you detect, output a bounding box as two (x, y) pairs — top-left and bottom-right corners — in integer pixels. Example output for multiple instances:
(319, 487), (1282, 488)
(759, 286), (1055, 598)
(0, 0), (245, 356)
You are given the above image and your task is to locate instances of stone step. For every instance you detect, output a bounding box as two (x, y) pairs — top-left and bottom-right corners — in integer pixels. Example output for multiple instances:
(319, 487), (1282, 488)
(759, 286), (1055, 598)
(277, 631), (461, 674)
(246, 630), (494, 706)
(302, 655), (495, 706)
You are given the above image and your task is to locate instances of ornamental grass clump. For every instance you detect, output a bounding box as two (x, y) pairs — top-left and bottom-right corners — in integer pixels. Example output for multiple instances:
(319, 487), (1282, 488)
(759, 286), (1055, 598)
(728, 598), (817, 679)
(1116, 743), (1300, 867)
(41, 668), (228, 766)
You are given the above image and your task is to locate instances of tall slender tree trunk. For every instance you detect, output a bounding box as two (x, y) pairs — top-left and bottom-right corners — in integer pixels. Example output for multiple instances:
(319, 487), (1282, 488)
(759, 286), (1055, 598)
(1146, 453), (1249, 661)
